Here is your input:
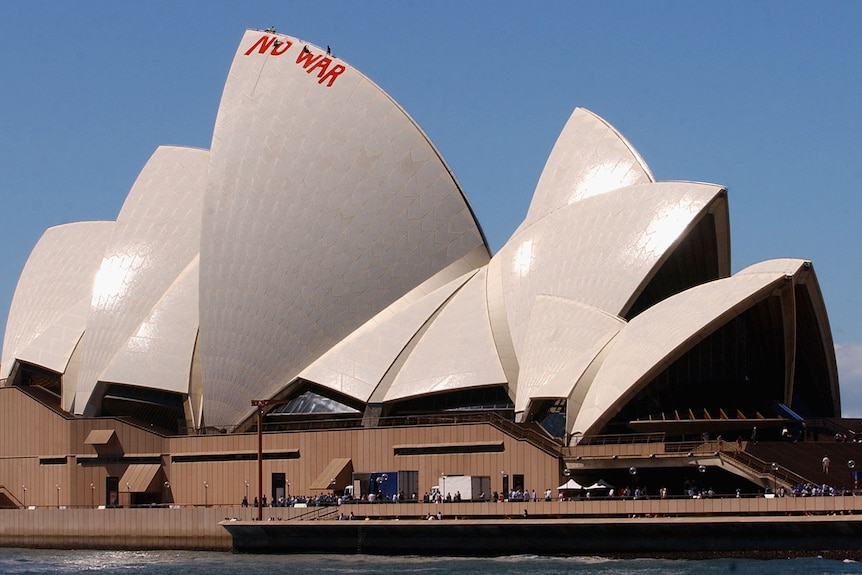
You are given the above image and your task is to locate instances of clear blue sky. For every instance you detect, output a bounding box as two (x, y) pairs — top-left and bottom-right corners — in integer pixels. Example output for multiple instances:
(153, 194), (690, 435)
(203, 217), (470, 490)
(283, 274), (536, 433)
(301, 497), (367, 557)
(2, 2), (861, 413)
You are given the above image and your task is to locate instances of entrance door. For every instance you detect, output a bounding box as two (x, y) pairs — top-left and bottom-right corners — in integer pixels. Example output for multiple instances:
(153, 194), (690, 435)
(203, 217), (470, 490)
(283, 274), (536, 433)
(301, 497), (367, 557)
(513, 473), (524, 492)
(272, 472), (286, 506)
(106, 477), (119, 507)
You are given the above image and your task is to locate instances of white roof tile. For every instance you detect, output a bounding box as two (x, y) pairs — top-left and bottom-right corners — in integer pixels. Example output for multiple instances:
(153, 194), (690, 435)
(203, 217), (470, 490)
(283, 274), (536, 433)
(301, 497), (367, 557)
(199, 31), (488, 424)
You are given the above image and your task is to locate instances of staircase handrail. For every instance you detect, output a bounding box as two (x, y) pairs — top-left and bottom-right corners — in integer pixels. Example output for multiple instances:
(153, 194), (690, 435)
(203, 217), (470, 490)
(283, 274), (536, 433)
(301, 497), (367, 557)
(720, 447), (812, 488)
(806, 417), (859, 441)
(0, 485), (25, 508)
(286, 504), (340, 521)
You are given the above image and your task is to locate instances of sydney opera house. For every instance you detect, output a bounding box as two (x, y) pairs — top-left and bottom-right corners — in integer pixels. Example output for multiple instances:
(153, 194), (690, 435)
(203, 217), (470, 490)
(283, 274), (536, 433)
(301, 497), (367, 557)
(0, 30), (843, 510)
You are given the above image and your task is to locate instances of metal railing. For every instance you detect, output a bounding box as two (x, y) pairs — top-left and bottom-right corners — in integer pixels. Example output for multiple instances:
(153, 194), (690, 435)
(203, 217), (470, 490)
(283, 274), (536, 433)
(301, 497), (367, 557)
(718, 447), (811, 488)
(806, 417), (861, 442)
(577, 432), (666, 446)
(185, 412), (566, 454)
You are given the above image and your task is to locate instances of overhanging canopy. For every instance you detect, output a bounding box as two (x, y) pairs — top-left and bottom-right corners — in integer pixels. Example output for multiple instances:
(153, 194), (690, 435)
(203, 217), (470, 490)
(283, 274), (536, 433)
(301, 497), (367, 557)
(119, 464), (161, 493)
(310, 458), (353, 490)
(585, 479), (614, 491)
(557, 478), (585, 490)
(84, 429), (116, 445)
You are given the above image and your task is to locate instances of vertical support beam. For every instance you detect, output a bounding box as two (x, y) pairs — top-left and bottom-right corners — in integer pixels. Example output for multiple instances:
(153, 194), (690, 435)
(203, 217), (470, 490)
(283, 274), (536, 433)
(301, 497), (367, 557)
(780, 276), (797, 406)
(251, 398), (289, 521)
(257, 406), (263, 521)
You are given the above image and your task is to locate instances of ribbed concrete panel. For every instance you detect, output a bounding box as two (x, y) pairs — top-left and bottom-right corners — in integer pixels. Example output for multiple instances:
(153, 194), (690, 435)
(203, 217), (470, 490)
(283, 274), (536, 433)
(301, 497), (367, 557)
(515, 295), (624, 416)
(75, 146), (208, 414)
(492, 181), (725, 358)
(519, 108), (654, 232)
(2, 221), (114, 379)
(385, 268), (505, 402)
(794, 263), (840, 415)
(300, 267), (479, 403)
(199, 30), (489, 425)
(571, 259), (810, 436)
(100, 257), (200, 395)
(485, 254), (520, 398)
(14, 298), (89, 376)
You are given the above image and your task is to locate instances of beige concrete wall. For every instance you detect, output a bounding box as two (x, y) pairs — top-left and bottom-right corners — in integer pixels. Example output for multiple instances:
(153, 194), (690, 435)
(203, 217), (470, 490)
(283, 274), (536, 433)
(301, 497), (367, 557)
(0, 388), (561, 509)
(0, 507), (232, 550)
(339, 494), (862, 519)
(163, 423), (559, 505)
(3, 496), (862, 551)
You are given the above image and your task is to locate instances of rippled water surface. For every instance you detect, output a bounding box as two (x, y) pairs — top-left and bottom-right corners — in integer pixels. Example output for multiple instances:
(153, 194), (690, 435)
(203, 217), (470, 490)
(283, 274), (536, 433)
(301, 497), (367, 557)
(1, 550), (862, 575)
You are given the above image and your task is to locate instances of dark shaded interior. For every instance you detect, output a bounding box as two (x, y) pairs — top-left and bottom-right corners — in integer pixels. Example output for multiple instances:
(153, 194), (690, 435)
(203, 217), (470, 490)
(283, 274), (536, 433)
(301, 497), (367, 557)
(607, 296), (787, 437)
(625, 213), (720, 320)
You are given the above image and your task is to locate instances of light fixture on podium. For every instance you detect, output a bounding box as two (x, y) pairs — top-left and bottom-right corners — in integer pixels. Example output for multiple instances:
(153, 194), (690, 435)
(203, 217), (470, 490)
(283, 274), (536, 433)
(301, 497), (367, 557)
(770, 462), (779, 495)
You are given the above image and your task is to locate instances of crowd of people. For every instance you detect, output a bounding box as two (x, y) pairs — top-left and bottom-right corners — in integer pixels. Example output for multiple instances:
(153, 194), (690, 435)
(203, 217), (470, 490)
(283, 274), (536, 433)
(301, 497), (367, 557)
(241, 493), (344, 508)
(420, 488), (547, 503)
(789, 482), (853, 497)
(238, 479), (856, 513)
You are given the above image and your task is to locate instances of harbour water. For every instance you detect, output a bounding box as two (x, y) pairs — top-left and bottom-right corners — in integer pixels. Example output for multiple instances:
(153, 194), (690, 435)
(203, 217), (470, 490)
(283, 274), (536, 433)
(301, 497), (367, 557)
(0, 549), (861, 575)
